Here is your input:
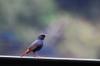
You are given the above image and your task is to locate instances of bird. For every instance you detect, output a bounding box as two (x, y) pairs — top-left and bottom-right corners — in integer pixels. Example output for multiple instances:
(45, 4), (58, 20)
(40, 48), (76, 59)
(21, 34), (46, 57)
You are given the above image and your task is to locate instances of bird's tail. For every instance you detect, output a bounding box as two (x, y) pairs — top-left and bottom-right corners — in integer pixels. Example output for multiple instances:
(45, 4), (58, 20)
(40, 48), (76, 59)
(21, 49), (31, 57)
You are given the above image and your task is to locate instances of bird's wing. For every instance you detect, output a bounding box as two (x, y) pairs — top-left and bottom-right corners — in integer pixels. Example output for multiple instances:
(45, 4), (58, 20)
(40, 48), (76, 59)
(21, 40), (39, 56)
(28, 43), (38, 51)
(28, 40), (39, 50)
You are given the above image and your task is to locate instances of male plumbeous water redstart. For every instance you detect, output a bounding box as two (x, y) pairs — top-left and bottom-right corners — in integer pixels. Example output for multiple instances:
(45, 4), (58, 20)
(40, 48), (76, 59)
(21, 34), (46, 57)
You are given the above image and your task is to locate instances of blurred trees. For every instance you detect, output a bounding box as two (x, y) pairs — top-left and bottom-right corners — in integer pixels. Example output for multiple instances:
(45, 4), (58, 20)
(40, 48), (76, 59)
(0, 0), (100, 59)
(55, 0), (100, 23)
(0, 0), (56, 55)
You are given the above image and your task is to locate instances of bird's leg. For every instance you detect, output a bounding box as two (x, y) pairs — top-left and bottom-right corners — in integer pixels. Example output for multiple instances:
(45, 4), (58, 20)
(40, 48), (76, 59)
(32, 52), (40, 57)
(34, 52), (40, 57)
(32, 52), (36, 57)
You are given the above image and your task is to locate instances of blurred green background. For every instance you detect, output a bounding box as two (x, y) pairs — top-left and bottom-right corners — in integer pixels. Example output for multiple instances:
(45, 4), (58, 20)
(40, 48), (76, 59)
(0, 0), (100, 59)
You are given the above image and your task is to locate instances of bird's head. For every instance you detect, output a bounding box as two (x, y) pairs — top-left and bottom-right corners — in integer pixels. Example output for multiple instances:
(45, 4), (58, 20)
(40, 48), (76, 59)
(38, 34), (46, 40)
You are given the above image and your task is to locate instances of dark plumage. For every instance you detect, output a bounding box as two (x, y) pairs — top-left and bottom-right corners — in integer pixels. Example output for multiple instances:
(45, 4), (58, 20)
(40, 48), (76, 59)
(21, 34), (46, 57)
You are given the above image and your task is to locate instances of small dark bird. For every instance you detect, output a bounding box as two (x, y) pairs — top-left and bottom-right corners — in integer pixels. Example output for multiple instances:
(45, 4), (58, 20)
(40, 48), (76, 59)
(21, 34), (46, 57)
